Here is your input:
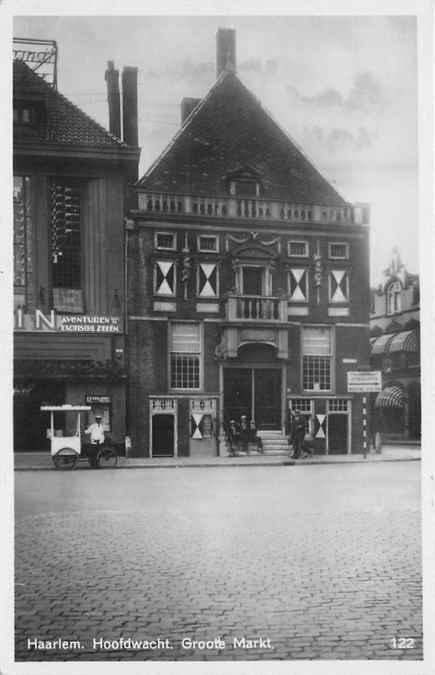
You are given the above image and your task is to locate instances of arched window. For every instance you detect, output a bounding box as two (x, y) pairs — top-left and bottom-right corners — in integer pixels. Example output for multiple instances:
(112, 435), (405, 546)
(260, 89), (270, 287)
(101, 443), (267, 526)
(387, 281), (402, 315)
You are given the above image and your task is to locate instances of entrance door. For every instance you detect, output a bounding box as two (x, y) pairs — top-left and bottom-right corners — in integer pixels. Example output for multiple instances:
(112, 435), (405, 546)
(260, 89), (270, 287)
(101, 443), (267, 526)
(152, 414), (175, 457)
(224, 369), (251, 424)
(254, 369), (281, 430)
(328, 414), (348, 454)
(224, 368), (281, 430)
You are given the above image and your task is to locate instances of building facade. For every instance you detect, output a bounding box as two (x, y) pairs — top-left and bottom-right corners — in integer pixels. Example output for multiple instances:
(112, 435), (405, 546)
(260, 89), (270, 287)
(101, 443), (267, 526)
(127, 29), (371, 458)
(370, 249), (420, 441)
(13, 48), (140, 451)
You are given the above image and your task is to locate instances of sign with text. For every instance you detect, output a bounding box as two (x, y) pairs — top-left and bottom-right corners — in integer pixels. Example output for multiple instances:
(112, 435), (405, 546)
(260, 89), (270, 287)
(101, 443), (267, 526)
(347, 371), (382, 393)
(14, 308), (121, 334)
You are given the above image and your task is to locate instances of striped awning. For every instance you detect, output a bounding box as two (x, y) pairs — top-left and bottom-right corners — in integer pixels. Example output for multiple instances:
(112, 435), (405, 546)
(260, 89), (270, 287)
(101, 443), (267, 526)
(371, 334), (394, 355)
(375, 386), (404, 409)
(388, 330), (418, 353)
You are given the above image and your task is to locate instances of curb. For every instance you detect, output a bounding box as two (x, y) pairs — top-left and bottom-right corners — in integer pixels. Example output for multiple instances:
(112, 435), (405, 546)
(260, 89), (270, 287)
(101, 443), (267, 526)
(14, 457), (421, 471)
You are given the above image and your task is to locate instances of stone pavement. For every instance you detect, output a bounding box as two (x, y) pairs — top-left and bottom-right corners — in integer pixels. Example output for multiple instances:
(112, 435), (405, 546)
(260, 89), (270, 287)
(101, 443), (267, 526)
(14, 444), (421, 470)
(14, 462), (422, 662)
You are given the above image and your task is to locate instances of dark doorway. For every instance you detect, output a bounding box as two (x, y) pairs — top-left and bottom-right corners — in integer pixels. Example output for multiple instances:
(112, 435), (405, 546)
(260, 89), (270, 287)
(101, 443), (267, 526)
(224, 369), (251, 425)
(328, 414), (348, 454)
(224, 368), (281, 430)
(242, 267), (263, 295)
(14, 380), (65, 451)
(152, 414), (175, 457)
(254, 369), (281, 430)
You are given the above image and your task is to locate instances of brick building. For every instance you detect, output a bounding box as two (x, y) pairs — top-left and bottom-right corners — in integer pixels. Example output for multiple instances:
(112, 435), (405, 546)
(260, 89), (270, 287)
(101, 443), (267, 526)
(13, 43), (140, 451)
(370, 249), (420, 441)
(127, 29), (370, 458)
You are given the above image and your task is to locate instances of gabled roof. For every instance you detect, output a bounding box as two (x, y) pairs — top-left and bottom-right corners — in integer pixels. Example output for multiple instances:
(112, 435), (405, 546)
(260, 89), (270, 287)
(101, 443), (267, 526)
(13, 59), (128, 149)
(138, 70), (347, 206)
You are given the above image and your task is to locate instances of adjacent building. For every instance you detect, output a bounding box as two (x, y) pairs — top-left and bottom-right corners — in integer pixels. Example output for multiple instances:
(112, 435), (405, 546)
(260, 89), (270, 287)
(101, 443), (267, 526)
(126, 29), (371, 458)
(13, 44), (140, 451)
(370, 249), (420, 441)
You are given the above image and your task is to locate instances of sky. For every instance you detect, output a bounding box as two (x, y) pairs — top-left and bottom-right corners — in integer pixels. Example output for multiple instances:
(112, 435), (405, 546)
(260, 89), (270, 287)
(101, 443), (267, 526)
(12, 14), (418, 285)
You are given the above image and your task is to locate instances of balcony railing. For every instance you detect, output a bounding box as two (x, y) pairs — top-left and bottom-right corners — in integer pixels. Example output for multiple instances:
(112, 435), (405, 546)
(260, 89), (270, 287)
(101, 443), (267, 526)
(137, 191), (369, 226)
(225, 295), (287, 322)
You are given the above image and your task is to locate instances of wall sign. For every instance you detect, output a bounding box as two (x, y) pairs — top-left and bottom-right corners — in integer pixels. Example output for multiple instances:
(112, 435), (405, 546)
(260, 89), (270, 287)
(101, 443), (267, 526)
(14, 308), (121, 334)
(347, 371), (382, 393)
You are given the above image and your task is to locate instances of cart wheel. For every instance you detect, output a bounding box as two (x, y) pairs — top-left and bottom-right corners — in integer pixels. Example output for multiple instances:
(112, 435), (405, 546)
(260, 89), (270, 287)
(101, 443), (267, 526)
(96, 447), (118, 469)
(52, 448), (78, 470)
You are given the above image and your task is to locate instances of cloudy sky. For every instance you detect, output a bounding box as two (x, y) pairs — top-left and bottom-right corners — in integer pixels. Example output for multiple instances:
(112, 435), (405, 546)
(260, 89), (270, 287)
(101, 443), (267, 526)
(13, 14), (418, 284)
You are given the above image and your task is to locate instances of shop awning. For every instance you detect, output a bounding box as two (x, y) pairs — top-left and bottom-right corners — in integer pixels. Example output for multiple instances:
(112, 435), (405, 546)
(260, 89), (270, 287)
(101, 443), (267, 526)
(388, 329), (418, 353)
(375, 386), (404, 409)
(371, 334), (394, 355)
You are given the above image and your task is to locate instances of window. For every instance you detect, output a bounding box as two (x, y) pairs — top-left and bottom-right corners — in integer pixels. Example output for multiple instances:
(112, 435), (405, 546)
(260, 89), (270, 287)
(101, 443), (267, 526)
(328, 399), (349, 412)
(230, 180), (259, 197)
(288, 241), (309, 257)
(302, 327), (332, 391)
(288, 268), (308, 303)
(155, 232), (176, 250)
(198, 234), (218, 253)
(13, 176), (32, 305)
(329, 270), (349, 303)
(329, 242), (349, 259)
(387, 281), (402, 315)
(170, 323), (201, 389)
(242, 266), (265, 296)
(198, 262), (218, 297)
(154, 261), (176, 296)
(51, 181), (82, 289)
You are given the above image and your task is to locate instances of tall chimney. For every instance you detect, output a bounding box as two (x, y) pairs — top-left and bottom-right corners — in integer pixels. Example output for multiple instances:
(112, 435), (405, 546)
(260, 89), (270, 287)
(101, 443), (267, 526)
(122, 66), (138, 147)
(216, 28), (236, 77)
(105, 61), (121, 138)
(181, 97), (201, 125)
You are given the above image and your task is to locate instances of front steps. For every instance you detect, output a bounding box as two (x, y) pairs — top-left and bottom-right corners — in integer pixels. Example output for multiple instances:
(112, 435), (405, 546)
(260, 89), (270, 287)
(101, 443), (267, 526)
(257, 430), (289, 456)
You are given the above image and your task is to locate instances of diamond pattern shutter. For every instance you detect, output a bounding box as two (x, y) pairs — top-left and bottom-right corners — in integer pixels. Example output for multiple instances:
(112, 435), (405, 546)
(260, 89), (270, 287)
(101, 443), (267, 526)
(330, 270), (349, 303)
(198, 263), (217, 297)
(155, 261), (175, 295)
(289, 268), (308, 302)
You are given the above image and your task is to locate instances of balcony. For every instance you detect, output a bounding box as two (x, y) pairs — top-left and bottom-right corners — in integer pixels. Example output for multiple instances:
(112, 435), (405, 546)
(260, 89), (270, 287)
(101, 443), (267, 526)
(225, 295), (287, 322)
(136, 191), (369, 226)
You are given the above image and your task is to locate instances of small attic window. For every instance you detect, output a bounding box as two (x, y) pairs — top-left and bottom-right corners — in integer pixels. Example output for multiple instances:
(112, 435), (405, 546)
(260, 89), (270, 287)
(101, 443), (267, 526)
(14, 105), (34, 124)
(229, 180), (260, 197)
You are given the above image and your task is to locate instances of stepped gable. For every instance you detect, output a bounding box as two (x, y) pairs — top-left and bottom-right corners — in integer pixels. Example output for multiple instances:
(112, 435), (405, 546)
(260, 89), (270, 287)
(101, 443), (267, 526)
(13, 59), (128, 148)
(138, 70), (347, 207)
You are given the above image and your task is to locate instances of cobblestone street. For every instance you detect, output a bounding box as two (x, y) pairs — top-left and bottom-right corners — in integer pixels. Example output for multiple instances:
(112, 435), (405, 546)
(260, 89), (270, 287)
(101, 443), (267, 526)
(15, 462), (422, 661)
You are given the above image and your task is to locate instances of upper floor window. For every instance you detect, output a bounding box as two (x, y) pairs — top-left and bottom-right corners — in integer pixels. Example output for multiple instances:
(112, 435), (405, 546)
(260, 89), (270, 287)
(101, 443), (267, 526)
(229, 180), (260, 197)
(387, 280), (402, 315)
(329, 270), (349, 304)
(197, 234), (218, 253)
(170, 322), (201, 390)
(302, 327), (332, 391)
(328, 242), (349, 259)
(13, 176), (32, 306)
(288, 240), (309, 257)
(155, 232), (176, 250)
(51, 181), (82, 290)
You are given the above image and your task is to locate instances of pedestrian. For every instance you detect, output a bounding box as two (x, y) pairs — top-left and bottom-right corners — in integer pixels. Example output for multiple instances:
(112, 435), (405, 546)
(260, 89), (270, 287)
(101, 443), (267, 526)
(84, 415), (106, 467)
(249, 419), (264, 454)
(226, 419), (240, 456)
(239, 415), (251, 454)
(289, 411), (312, 459)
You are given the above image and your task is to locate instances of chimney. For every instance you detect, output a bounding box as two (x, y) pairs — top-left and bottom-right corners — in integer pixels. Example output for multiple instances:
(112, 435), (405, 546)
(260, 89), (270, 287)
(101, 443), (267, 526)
(105, 61), (121, 138)
(216, 27), (236, 77)
(181, 97), (201, 125)
(122, 66), (138, 147)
